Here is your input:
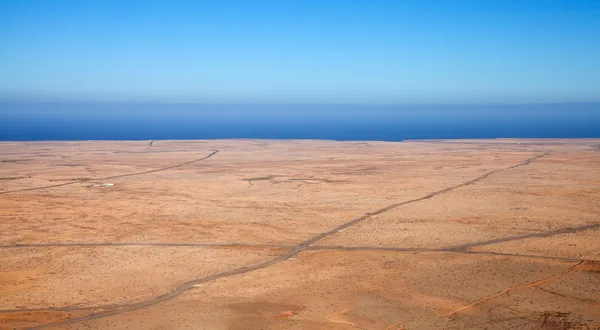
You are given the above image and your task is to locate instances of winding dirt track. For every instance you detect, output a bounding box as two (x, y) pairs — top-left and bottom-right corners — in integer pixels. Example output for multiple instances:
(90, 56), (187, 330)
(10, 151), (568, 329)
(0, 150), (219, 195)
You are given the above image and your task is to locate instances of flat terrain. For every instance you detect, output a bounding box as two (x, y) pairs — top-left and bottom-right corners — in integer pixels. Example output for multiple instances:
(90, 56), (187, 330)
(1, 139), (599, 330)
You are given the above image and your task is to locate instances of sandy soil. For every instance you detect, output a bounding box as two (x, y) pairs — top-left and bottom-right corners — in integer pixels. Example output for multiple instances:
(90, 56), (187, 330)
(1, 139), (599, 329)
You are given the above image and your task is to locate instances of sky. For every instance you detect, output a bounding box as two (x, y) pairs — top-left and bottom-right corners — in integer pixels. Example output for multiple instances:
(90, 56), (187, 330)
(1, 0), (599, 104)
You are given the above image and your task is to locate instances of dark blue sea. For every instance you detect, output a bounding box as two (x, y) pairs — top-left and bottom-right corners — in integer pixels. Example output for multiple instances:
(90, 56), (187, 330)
(1, 102), (599, 141)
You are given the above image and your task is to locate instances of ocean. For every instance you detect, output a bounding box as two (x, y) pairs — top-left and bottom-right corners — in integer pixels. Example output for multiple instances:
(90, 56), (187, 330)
(1, 102), (599, 141)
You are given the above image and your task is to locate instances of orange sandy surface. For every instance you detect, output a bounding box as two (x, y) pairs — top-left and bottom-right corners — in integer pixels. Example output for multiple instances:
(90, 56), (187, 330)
(1, 139), (599, 329)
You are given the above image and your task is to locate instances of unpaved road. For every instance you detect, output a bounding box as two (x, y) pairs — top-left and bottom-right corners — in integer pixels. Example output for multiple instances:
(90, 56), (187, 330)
(0, 149), (218, 195)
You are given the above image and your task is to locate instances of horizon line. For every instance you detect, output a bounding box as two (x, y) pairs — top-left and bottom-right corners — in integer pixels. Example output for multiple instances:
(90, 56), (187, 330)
(1, 99), (600, 107)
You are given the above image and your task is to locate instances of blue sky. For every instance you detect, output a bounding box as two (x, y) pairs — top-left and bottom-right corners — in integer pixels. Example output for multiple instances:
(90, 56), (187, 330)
(1, 0), (599, 104)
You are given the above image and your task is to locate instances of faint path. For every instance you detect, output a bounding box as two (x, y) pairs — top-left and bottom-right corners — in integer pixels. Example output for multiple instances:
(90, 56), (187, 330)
(242, 175), (275, 187)
(242, 175), (340, 188)
(0, 176), (29, 184)
(536, 286), (600, 304)
(384, 261), (586, 329)
(0, 150), (218, 195)
(250, 140), (270, 147)
(0, 242), (291, 249)
(441, 261), (585, 317)
(97, 150), (218, 181)
(21, 152), (551, 329)
(446, 222), (600, 251)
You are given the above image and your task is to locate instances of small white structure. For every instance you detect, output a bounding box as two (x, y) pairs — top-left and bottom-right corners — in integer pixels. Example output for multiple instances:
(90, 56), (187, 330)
(92, 183), (114, 187)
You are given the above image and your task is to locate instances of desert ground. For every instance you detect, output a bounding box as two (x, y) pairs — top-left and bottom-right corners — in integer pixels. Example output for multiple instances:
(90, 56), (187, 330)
(1, 139), (599, 330)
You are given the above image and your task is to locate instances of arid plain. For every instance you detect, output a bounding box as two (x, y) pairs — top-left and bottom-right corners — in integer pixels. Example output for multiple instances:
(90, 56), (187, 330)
(1, 139), (599, 330)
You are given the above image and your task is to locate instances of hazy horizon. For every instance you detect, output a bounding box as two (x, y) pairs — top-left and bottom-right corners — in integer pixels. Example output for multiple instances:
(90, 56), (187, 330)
(3, 99), (600, 106)
(2, 102), (599, 141)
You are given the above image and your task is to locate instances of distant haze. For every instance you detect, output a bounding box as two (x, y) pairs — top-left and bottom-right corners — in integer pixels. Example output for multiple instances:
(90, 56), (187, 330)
(1, 102), (599, 141)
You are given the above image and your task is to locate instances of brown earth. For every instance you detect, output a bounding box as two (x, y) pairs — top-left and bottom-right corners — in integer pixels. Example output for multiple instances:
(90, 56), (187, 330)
(0, 139), (599, 329)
